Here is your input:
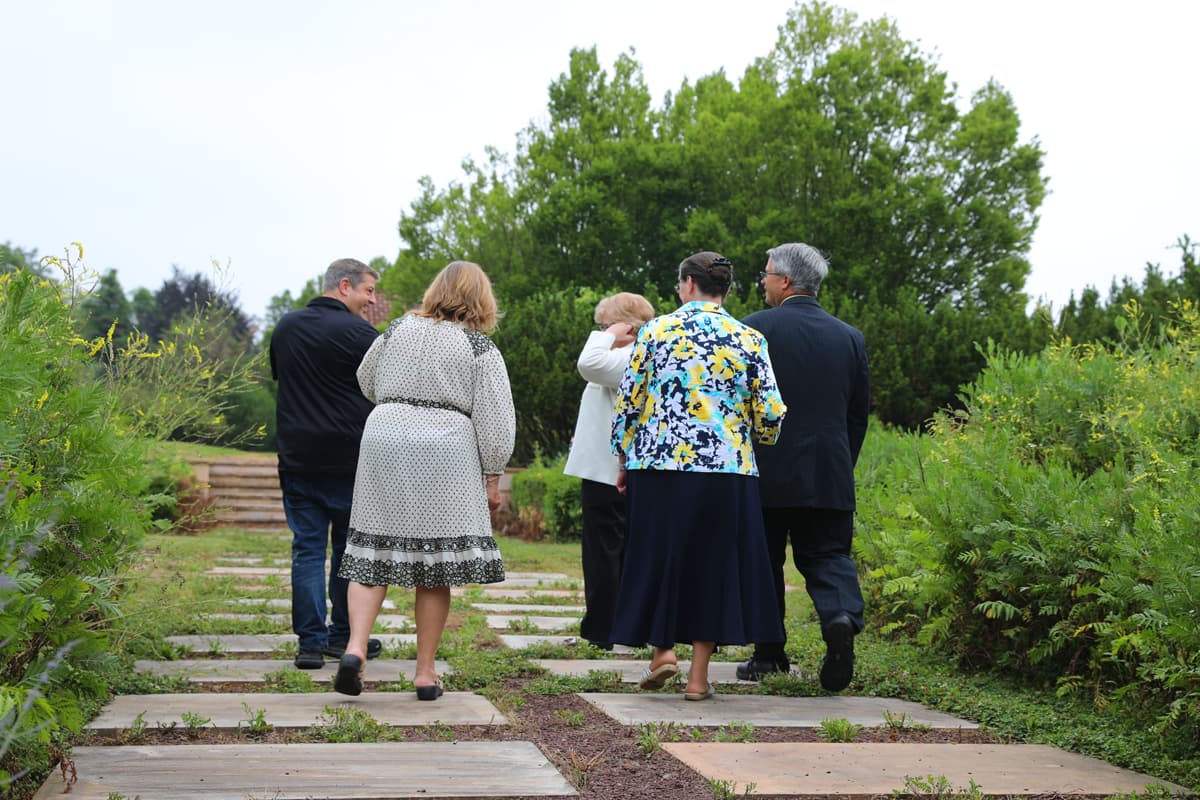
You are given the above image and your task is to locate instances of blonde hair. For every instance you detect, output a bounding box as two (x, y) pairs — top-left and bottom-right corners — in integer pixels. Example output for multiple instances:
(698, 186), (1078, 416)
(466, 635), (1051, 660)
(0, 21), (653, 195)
(416, 260), (499, 332)
(594, 292), (655, 328)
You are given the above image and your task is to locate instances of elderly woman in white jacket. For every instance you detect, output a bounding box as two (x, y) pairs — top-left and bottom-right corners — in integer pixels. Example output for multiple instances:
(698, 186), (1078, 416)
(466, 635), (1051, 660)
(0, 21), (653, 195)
(563, 292), (656, 650)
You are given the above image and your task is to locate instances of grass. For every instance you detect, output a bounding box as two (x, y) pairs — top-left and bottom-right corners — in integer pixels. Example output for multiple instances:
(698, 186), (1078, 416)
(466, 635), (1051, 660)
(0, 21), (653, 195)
(148, 440), (272, 459)
(102, 527), (1199, 791)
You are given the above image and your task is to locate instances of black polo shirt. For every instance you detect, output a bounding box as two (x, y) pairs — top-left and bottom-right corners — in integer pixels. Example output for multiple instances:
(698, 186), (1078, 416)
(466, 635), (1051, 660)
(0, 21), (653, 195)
(269, 296), (379, 475)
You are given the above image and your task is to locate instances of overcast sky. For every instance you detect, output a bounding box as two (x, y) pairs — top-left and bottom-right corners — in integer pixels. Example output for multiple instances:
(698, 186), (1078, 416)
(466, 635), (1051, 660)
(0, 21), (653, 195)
(3, 1), (1197, 323)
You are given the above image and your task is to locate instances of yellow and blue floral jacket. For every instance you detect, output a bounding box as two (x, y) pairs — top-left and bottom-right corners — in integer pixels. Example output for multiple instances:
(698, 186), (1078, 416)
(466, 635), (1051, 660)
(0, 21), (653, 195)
(611, 301), (786, 474)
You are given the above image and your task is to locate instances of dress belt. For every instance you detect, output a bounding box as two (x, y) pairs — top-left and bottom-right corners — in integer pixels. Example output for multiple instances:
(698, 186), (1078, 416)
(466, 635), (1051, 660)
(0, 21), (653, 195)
(378, 396), (470, 418)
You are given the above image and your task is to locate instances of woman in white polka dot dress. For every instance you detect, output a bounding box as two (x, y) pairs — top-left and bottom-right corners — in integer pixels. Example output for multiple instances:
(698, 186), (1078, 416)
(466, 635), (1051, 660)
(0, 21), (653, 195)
(335, 261), (515, 699)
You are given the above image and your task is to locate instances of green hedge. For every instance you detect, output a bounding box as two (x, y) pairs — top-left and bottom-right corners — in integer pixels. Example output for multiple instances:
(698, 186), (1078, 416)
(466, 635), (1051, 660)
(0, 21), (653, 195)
(509, 455), (582, 543)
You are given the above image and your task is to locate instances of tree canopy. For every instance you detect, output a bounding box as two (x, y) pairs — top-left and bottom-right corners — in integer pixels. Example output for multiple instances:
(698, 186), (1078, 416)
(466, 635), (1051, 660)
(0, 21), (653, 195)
(382, 1), (1051, 438)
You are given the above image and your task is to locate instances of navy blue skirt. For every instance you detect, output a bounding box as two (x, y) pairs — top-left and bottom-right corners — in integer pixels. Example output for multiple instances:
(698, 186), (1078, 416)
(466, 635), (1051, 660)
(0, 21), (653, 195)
(609, 469), (785, 649)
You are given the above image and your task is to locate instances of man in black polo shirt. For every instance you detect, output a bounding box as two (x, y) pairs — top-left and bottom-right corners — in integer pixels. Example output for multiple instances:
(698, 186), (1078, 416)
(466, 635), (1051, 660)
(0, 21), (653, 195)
(270, 258), (383, 668)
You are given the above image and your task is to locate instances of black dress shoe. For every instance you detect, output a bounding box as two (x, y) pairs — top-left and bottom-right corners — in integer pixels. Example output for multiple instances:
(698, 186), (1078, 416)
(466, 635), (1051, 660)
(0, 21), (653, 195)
(294, 649), (325, 669)
(333, 654), (364, 696)
(819, 614), (855, 692)
(735, 656), (791, 681)
(324, 638), (382, 660)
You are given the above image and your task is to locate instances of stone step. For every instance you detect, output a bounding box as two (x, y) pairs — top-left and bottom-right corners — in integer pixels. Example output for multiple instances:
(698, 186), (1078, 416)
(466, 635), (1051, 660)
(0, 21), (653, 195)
(212, 486), (284, 499)
(208, 460), (278, 476)
(579, 693), (978, 729)
(213, 501), (283, 515)
(662, 742), (1188, 797)
(134, 658), (447, 683)
(194, 612), (409, 630)
(228, 597), (399, 610)
(209, 473), (281, 489)
(211, 509), (288, 525)
(34, 742), (575, 799)
(487, 614), (578, 632)
(471, 602), (587, 614)
(86, 691), (506, 732)
(498, 634), (579, 649)
(207, 566), (290, 577)
(453, 587), (583, 600)
(535, 659), (755, 684)
(488, 576), (580, 589)
(164, 633), (416, 654)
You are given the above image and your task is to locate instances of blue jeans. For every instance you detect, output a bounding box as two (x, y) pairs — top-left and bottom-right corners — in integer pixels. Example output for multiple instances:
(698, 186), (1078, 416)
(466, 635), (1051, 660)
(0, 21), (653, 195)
(280, 472), (353, 651)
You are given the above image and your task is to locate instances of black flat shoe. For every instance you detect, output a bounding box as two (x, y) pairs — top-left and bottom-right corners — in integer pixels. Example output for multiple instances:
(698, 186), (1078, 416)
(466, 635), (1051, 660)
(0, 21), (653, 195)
(334, 654), (364, 696)
(415, 683), (443, 701)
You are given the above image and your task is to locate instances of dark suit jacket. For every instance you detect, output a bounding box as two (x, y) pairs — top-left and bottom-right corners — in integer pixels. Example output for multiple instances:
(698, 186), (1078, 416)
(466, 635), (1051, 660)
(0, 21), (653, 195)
(743, 296), (869, 510)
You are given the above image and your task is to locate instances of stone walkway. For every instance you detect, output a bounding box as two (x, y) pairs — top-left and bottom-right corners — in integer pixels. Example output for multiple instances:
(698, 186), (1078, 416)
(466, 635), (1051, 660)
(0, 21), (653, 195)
(39, 555), (1189, 799)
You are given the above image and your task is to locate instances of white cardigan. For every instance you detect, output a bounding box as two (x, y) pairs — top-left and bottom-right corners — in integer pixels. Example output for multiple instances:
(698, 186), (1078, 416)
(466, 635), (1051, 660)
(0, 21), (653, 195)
(562, 330), (633, 486)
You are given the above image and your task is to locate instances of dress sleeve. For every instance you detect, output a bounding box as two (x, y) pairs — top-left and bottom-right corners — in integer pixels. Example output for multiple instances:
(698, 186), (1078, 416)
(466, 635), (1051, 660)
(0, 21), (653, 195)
(577, 331), (631, 388)
(748, 338), (787, 445)
(356, 332), (387, 403)
(473, 344), (516, 475)
(610, 326), (652, 458)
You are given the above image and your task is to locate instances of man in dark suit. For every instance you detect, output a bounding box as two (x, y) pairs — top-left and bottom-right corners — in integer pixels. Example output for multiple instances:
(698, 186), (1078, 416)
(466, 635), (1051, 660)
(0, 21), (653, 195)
(738, 242), (870, 692)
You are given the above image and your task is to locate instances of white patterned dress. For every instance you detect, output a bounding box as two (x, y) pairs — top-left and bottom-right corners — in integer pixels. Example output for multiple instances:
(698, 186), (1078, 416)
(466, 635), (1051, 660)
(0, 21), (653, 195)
(339, 314), (515, 587)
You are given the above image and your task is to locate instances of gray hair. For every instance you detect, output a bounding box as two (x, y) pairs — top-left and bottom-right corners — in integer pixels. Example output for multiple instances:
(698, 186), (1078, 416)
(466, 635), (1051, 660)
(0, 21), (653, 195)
(322, 258), (379, 292)
(767, 243), (829, 295)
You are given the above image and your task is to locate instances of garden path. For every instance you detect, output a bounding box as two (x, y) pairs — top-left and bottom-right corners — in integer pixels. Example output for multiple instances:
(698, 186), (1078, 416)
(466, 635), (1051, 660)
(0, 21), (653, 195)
(35, 554), (1186, 798)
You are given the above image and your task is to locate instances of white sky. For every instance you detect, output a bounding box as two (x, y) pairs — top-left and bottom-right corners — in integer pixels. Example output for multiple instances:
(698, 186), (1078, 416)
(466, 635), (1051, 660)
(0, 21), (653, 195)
(3, 1), (1197, 323)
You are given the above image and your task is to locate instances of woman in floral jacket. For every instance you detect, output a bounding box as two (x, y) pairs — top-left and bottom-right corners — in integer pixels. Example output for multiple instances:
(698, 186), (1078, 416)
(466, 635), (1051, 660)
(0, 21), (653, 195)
(609, 251), (787, 701)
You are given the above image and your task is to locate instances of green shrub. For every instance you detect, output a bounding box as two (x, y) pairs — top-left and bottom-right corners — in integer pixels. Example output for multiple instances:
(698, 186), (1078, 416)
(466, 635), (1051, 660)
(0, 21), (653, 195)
(509, 454), (582, 542)
(1, 264), (155, 788)
(856, 300), (1200, 743)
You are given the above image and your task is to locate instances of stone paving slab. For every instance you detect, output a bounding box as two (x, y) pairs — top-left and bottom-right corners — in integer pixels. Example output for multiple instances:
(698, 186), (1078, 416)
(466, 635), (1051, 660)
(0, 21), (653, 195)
(579, 693), (977, 728)
(34, 742), (576, 799)
(375, 613), (412, 630)
(207, 566), (291, 576)
(453, 587), (582, 599)
(86, 691), (508, 731)
(201, 612), (288, 623)
(503, 571), (572, 580)
(134, 658), (449, 683)
(660, 742), (1188, 796)
(471, 602), (587, 613)
(488, 614), (578, 631)
(165, 633), (416, 653)
(536, 659), (756, 684)
(488, 577), (580, 589)
(498, 634), (578, 648)
(230, 597), (398, 609)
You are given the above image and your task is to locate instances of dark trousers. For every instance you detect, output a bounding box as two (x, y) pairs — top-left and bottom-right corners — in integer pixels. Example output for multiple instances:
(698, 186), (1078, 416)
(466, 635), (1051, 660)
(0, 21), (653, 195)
(280, 471), (353, 651)
(754, 507), (865, 662)
(578, 479), (625, 648)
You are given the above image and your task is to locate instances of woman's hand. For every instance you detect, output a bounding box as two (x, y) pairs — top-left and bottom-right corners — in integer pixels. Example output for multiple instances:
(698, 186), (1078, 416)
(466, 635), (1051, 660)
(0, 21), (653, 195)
(616, 466), (627, 495)
(607, 322), (635, 348)
(485, 475), (502, 512)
